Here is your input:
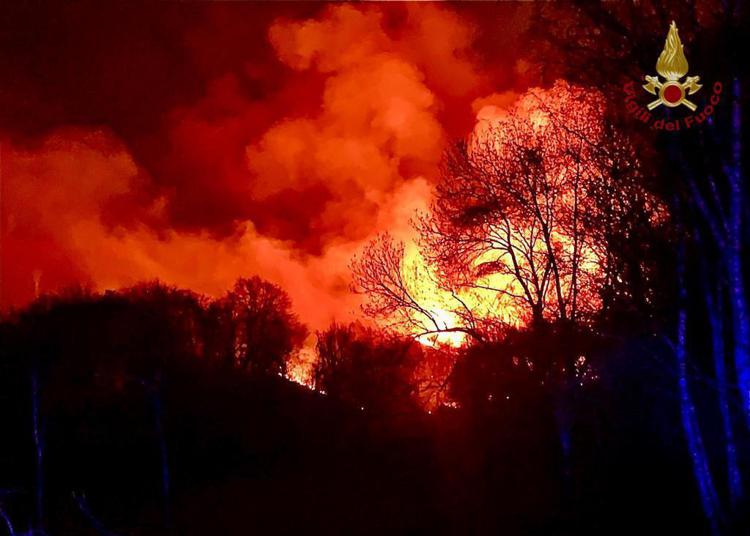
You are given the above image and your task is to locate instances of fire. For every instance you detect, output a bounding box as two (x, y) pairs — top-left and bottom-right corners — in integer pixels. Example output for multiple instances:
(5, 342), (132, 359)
(285, 346), (317, 388)
(397, 240), (522, 347)
(401, 244), (467, 347)
(354, 81), (650, 344)
(1, 3), (632, 406)
(417, 308), (465, 347)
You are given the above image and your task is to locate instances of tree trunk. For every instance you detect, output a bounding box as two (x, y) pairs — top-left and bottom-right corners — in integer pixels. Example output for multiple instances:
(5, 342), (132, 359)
(31, 370), (44, 532)
(726, 78), (750, 432)
(153, 388), (171, 529)
(676, 241), (722, 534)
(706, 282), (743, 507)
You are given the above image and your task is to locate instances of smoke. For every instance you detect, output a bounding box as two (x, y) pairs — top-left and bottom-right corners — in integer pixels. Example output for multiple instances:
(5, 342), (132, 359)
(1, 3), (524, 329)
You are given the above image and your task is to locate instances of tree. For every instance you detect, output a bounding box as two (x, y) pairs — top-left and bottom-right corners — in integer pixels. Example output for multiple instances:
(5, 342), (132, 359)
(426, 83), (666, 323)
(313, 323), (422, 414)
(531, 1), (748, 524)
(0, 277), (309, 532)
(350, 234), (488, 344)
(353, 82), (663, 337)
(210, 277), (307, 376)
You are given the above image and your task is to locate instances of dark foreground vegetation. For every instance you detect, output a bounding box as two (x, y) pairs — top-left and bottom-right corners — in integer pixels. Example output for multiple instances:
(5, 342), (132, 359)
(1, 279), (747, 535)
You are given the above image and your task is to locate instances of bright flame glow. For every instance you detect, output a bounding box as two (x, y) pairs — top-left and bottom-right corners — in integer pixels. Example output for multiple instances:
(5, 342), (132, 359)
(285, 346), (317, 388)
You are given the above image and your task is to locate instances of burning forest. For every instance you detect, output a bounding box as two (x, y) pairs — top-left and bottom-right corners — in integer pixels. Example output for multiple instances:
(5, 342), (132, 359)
(0, 1), (748, 535)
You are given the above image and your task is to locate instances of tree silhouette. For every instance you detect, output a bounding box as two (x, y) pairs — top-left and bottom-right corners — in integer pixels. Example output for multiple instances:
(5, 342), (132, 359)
(350, 234), (487, 343)
(353, 83), (664, 336)
(211, 277), (307, 376)
(313, 323), (422, 415)
(531, 2), (748, 527)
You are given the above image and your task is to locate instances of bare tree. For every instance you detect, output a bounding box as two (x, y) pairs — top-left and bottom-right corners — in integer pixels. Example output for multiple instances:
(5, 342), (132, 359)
(208, 277), (307, 376)
(350, 234), (485, 343)
(353, 83), (662, 338)
(313, 322), (421, 414)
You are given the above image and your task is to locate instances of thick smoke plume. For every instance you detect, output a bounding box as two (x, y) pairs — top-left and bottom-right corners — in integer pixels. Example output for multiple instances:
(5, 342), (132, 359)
(0, 3), (528, 328)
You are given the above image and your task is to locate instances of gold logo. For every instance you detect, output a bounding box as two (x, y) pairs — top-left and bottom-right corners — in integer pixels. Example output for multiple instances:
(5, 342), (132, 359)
(643, 21), (702, 111)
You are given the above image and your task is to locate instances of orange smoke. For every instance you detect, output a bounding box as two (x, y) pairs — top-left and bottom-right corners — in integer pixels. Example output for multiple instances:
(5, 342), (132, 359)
(1, 129), (446, 328)
(0, 4), (493, 337)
